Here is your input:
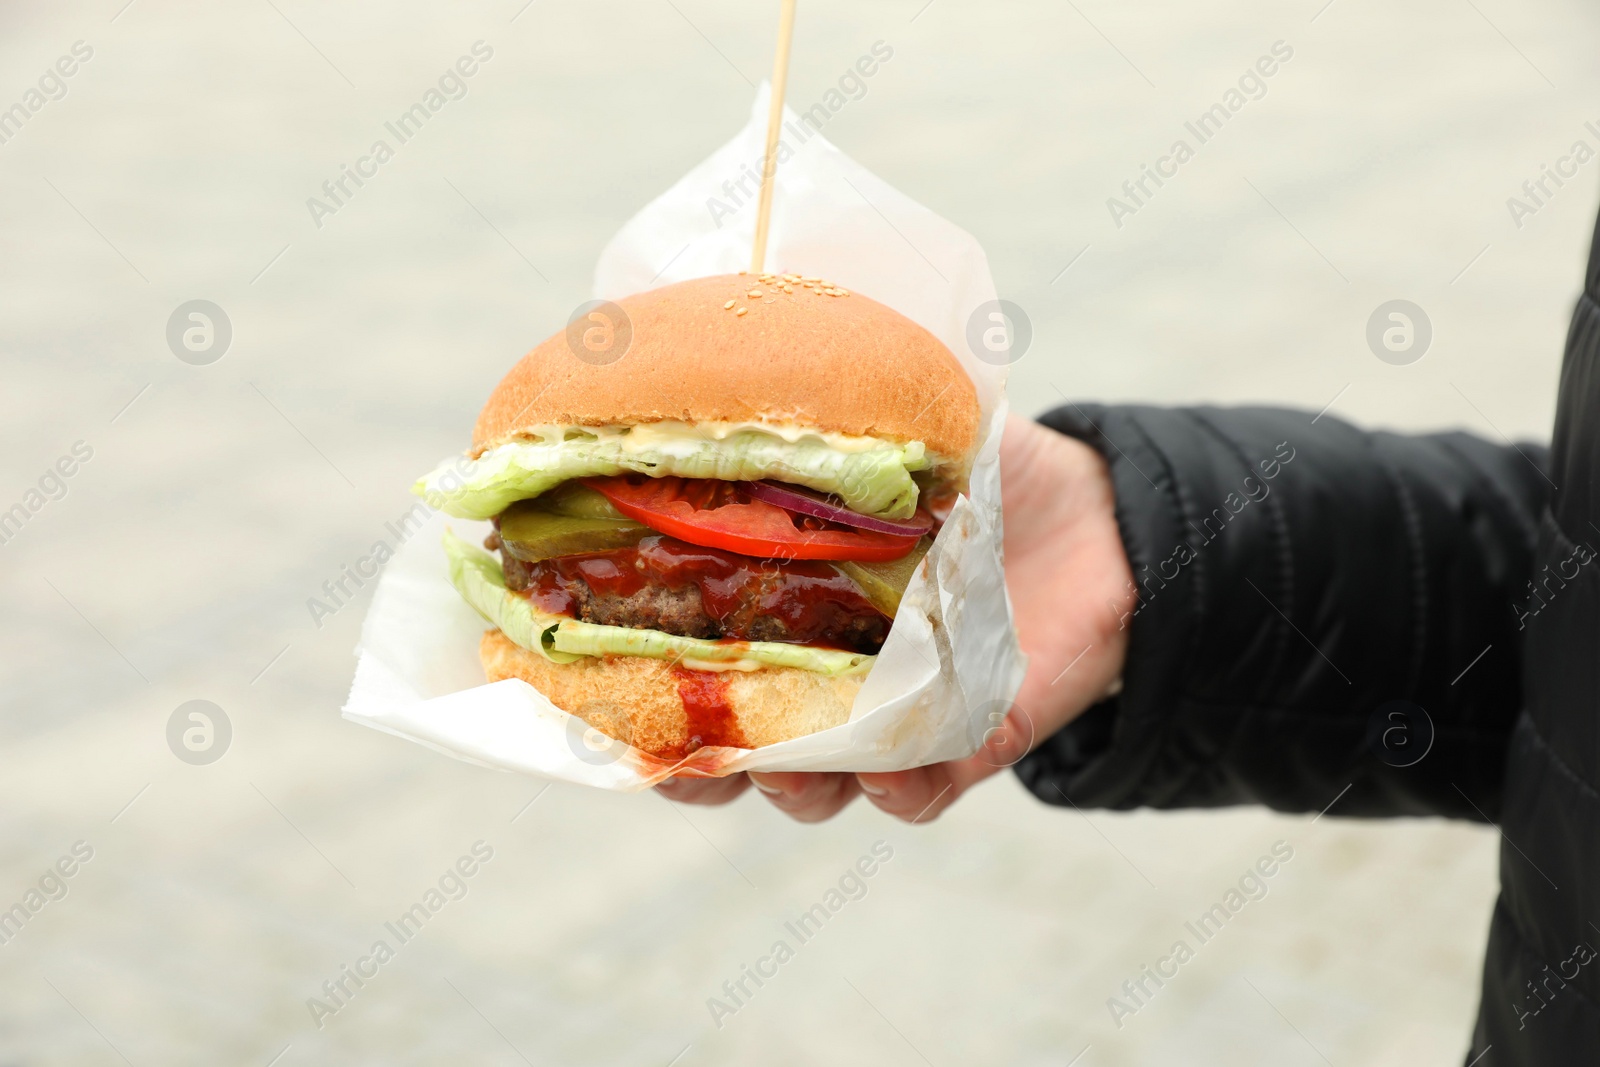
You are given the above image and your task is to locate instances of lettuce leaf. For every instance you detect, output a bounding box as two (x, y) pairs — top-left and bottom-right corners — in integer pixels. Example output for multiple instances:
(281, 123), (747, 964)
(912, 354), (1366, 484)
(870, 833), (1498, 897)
(444, 531), (874, 676)
(416, 424), (929, 520)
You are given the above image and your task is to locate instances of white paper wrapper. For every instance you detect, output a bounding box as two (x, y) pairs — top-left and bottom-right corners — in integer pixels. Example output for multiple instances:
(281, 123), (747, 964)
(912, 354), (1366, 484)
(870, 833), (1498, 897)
(344, 86), (1026, 790)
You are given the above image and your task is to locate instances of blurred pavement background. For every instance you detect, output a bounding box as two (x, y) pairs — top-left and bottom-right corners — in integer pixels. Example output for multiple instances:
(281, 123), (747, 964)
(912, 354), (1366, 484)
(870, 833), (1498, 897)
(2, 0), (1597, 1063)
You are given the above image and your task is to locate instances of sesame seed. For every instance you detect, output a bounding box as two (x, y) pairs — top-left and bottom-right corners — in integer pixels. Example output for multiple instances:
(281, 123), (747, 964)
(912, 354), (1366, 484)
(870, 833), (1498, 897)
(802, 276), (820, 283)
(723, 300), (735, 310)
(748, 289), (762, 298)
(783, 284), (794, 293)
(736, 307), (748, 316)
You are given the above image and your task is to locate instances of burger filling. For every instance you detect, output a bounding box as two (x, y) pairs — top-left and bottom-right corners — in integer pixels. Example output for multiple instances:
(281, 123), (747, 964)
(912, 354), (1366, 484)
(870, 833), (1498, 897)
(435, 464), (940, 674)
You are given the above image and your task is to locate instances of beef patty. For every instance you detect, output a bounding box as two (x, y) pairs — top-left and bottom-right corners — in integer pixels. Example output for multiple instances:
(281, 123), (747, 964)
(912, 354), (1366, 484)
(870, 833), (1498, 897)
(491, 533), (889, 653)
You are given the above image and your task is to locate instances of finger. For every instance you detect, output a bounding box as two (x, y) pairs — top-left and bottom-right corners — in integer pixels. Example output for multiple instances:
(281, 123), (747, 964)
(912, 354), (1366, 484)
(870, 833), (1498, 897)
(749, 771), (860, 823)
(947, 702), (1037, 793)
(656, 772), (751, 806)
(856, 765), (961, 824)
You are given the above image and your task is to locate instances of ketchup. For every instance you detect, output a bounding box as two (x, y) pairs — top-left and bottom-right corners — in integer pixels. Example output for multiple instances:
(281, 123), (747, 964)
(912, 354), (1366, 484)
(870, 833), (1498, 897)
(526, 567), (579, 616)
(672, 668), (745, 754)
(517, 535), (889, 652)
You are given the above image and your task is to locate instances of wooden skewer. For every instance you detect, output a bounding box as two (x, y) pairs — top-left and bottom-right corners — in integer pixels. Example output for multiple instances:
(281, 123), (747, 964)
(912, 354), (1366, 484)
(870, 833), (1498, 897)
(750, 0), (797, 274)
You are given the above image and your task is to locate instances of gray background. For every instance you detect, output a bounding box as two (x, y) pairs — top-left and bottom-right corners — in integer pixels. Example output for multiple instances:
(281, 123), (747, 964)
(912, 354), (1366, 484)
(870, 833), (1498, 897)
(2, 0), (1595, 1063)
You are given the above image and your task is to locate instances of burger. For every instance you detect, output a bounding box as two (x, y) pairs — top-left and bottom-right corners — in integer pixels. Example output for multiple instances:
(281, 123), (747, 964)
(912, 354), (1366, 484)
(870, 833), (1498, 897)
(414, 272), (980, 761)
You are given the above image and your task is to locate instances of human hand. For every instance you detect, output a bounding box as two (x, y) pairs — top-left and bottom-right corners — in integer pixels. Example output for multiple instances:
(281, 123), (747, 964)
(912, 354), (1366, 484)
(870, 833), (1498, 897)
(656, 412), (1134, 822)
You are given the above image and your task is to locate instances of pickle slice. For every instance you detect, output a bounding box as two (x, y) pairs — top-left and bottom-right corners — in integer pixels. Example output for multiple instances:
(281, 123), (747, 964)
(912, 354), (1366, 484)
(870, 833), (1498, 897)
(833, 537), (932, 618)
(497, 498), (648, 562)
(535, 481), (627, 520)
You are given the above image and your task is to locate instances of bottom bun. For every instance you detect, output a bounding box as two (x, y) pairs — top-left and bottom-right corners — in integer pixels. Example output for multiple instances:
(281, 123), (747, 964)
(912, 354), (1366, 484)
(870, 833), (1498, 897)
(479, 630), (861, 760)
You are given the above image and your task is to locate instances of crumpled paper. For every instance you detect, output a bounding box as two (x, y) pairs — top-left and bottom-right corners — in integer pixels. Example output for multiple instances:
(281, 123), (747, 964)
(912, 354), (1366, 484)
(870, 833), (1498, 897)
(343, 85), (1026, 790)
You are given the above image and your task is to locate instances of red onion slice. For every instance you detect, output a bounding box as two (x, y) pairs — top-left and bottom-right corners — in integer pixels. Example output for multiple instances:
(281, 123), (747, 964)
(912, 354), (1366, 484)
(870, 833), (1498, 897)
(742, 480), (932, 536)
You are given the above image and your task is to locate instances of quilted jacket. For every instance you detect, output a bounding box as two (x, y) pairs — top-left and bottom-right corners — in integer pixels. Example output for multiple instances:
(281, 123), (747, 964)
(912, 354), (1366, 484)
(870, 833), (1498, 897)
(1017, 208), (1600, 1062)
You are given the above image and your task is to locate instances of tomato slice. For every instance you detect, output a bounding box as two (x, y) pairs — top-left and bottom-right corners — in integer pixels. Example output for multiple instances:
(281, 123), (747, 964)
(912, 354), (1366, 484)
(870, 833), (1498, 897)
(580, 476), (924, 561)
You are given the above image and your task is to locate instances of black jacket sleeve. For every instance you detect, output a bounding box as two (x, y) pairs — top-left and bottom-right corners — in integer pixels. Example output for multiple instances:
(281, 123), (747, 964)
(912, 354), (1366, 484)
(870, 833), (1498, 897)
(1013, 404), (1551, 821)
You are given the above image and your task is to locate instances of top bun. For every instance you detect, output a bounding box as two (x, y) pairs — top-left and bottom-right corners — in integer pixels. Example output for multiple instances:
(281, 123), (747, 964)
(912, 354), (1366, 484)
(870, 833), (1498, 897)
(473, 274), (981, 465)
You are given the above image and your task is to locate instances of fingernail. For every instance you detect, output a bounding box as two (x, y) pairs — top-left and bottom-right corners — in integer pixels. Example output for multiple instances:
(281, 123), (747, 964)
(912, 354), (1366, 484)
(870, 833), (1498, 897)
(750, 777), (784, 796)
(858, 779), (888, 797)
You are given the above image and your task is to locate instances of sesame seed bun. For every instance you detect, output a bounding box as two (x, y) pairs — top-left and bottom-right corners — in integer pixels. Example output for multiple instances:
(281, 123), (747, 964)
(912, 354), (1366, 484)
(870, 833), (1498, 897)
(479, 629), (859, 760)
(472, 273), (981, 468)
